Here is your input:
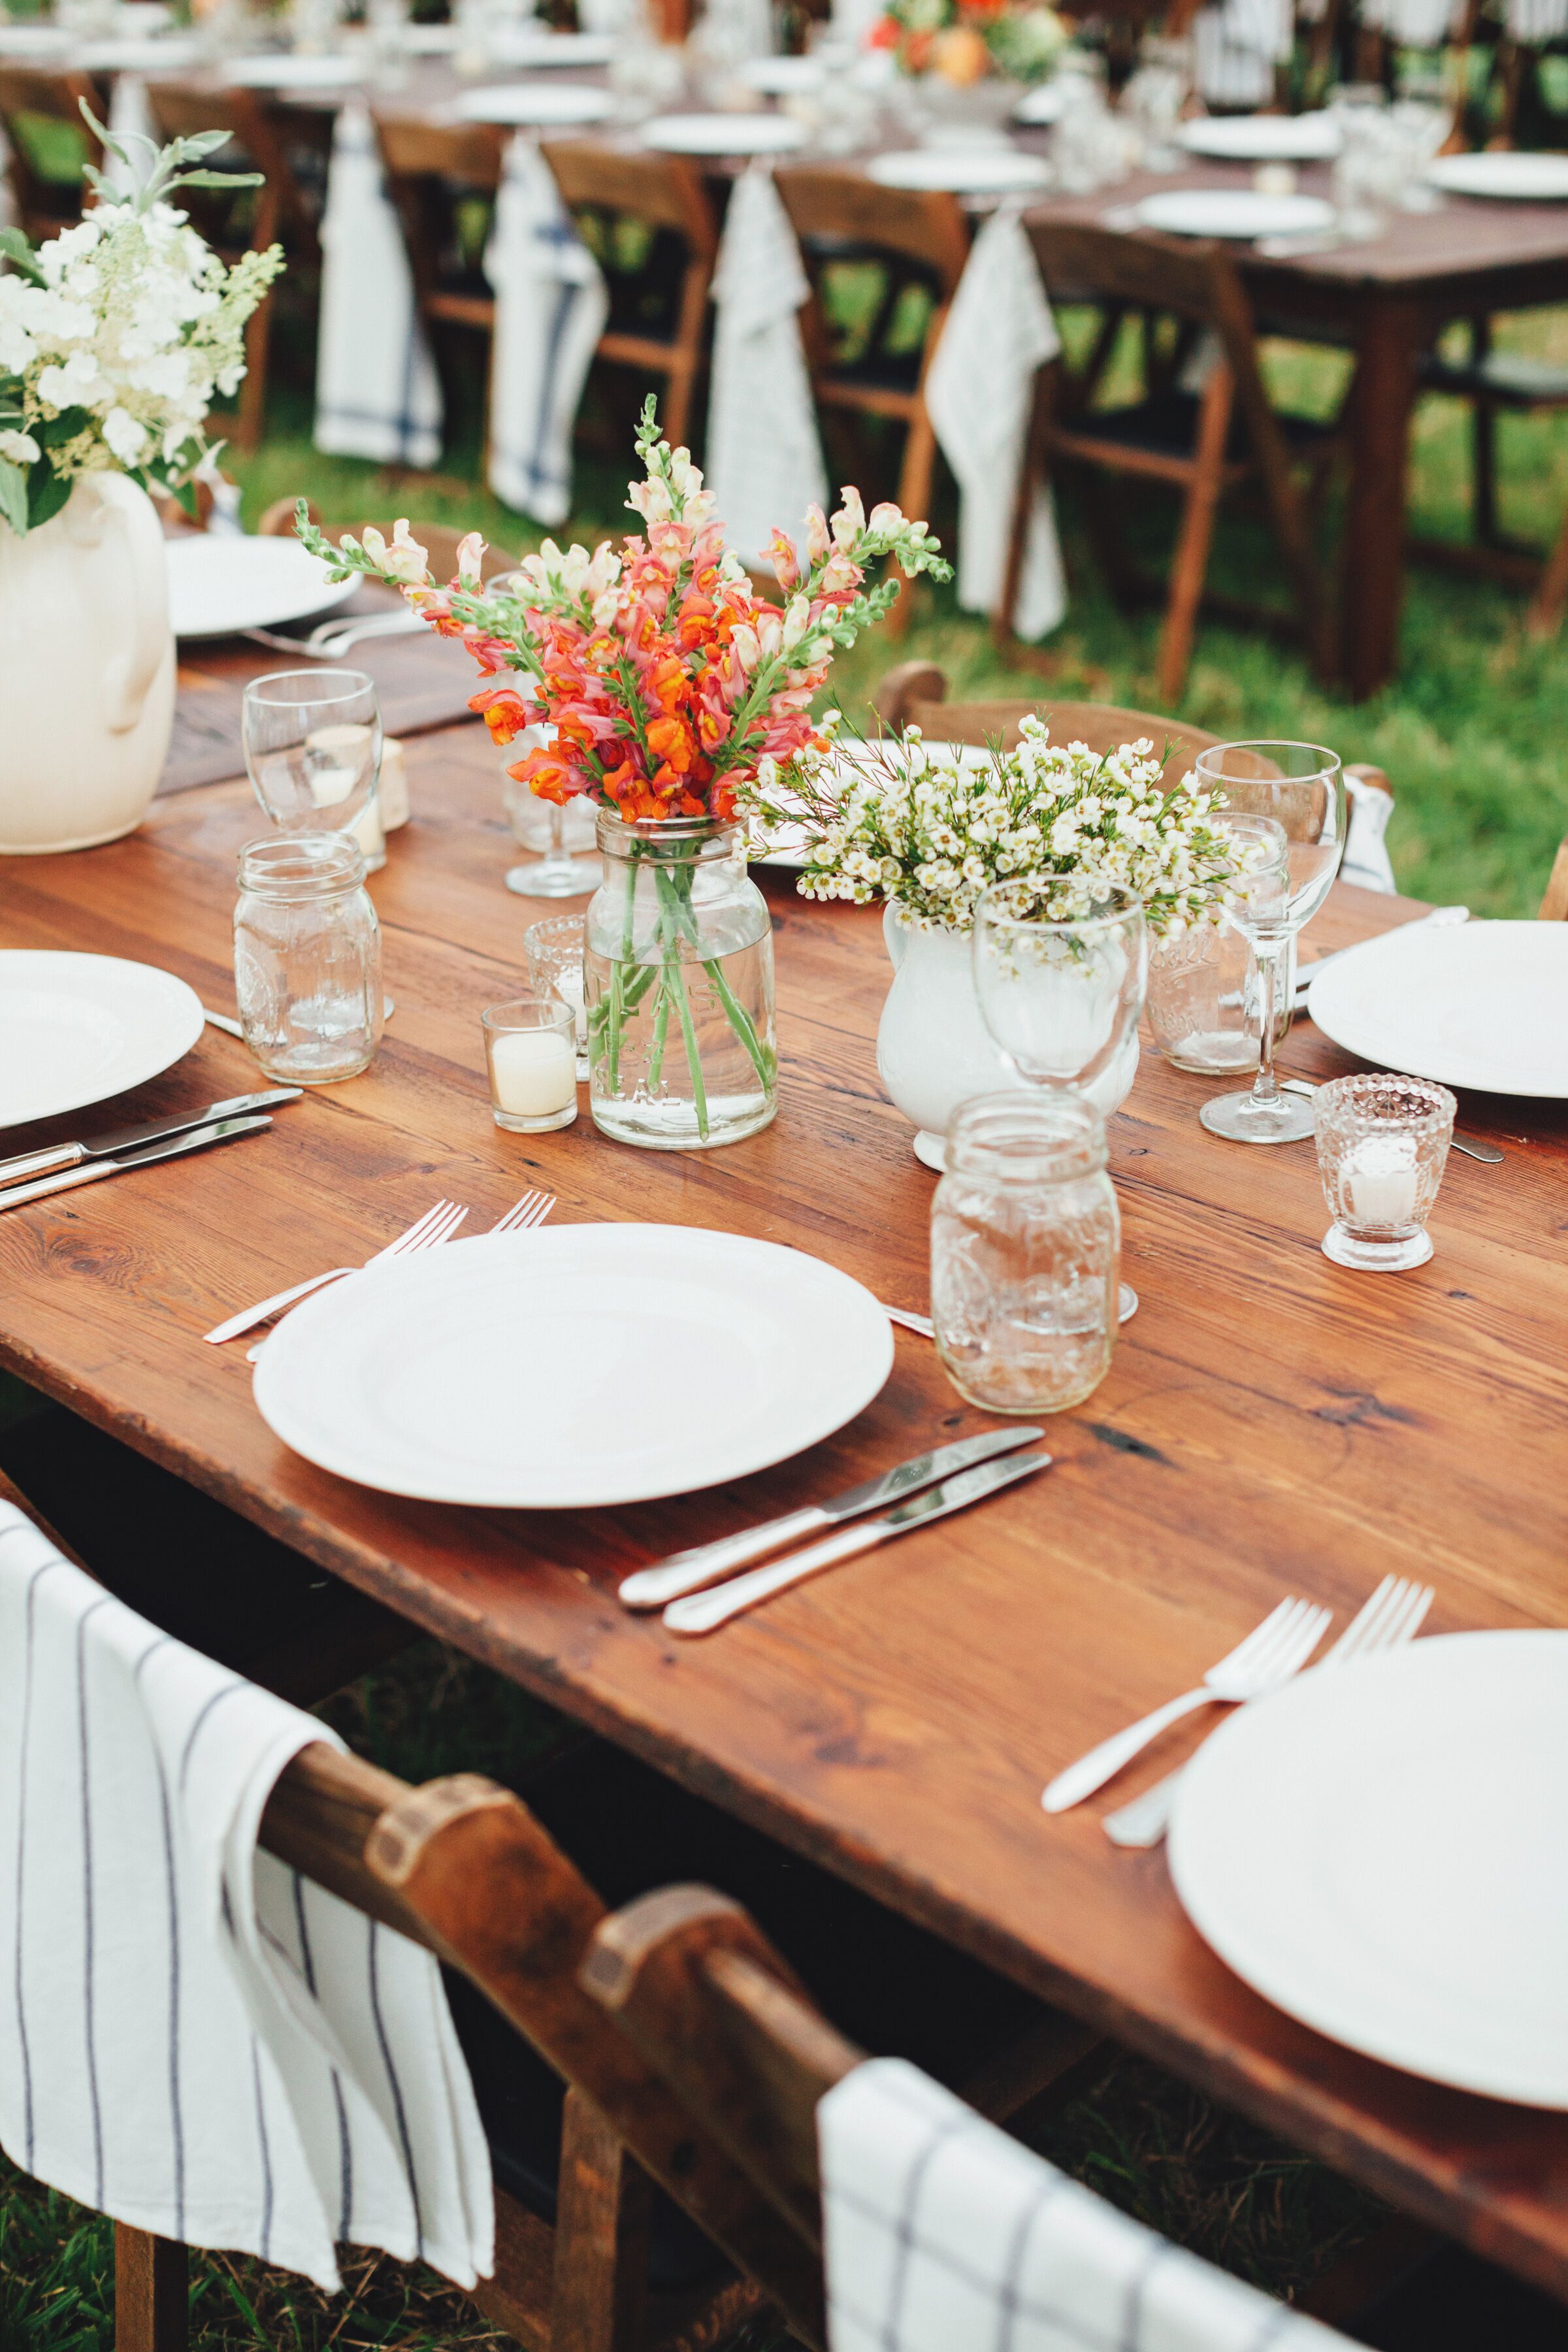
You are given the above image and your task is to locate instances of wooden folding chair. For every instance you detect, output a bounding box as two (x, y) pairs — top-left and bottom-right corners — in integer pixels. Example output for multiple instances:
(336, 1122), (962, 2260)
(142, 81), (316, 451)
(1411, 331), (1568, 636)
(257, 496), (520, 583)
(0, 64), (101, 242)
(773, 166), (970, 636)
(374, 111), (504, 463)
(1003, 221), (1337, 704)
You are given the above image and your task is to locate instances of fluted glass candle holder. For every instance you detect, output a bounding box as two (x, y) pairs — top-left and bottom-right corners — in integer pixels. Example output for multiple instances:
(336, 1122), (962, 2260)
(1314, 1072), (1455, 1271)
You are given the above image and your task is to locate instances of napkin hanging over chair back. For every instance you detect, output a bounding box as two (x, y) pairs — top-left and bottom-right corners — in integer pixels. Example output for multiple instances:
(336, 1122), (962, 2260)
(706, 163), (828, 572)
(314, 103), (445, 470)
(0, 1501), (493, 2293)
(1192, 0), (1290, 106)
(484, 134), (609, 528)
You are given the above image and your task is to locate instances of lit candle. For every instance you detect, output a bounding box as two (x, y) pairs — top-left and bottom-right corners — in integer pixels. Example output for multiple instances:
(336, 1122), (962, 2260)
(489, 1028), (578, 1120)
(1347, 1137), (1419, 1228)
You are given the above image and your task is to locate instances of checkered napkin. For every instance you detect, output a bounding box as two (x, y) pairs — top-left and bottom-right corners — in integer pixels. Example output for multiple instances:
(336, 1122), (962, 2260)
(706, 163), (828, 570)
(1192, 0), (1290, 108)
(924, 205), (1066, 643)
(0, 1502), (492, 2293)
(485, 135), (609, 526)
(820, 2059), (1353, 2352)
(314, 103), (445, 468)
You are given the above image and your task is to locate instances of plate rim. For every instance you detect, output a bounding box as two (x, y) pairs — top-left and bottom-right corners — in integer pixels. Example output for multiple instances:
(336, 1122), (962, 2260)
(867, 146), (1053, 191)
(640, 110), (806, 152)
(1425, 150), (1568, 199)
(252, 1222), (895, 1507)
(456, 78), (615, 121)
(1134, 188), (1336, 237)
(0, 950), (205, 1131)
(164, 533), (357, 640)
(1168, 1630), (1568, 2108)
(1305, 918), (1568, 1096)
(1176, 111), (1339, 159)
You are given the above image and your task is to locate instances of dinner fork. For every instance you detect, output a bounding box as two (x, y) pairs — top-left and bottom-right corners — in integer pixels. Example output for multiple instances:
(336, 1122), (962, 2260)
(203, 1198), (469, 1344)
(1102, 1573), (1434, 1848)
(1040, 1595), (1333, 1814)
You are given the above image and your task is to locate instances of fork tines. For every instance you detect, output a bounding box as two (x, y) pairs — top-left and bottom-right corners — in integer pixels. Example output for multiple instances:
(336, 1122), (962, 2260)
(490, 1190), (555, 1234)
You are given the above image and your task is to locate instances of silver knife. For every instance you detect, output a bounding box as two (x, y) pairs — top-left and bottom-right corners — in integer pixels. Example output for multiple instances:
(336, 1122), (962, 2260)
(0, 1114), (273, 1213)
(0, 1090), (299, 1189)
(662, 1449), (1053, 1637)
(619, 1424), (1045, 1610)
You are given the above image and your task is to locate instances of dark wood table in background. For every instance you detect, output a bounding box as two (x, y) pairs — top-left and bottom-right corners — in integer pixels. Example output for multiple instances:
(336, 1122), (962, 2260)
(3, 730), (1567, 2299)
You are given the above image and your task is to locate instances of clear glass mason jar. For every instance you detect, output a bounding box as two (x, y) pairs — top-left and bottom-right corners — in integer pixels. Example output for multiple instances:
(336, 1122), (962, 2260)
(931, 1091), (1119, 1414)
(585, 811), (777, 1150)
(234, 833), (383, 1085)
(1147, 924), (1295, 1074)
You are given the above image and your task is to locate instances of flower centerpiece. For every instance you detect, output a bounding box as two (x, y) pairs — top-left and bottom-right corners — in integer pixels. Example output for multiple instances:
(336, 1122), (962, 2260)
(301, 399), (950, 1149)
(868, 0), (1069, 88)
(0, 107), (284, 855)
(742, 719), (1254, 1164)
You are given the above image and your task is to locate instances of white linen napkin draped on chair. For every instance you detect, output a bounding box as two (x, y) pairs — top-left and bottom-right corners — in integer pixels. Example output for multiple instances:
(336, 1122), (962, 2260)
(484, 133), (608, 526)
(706, 163), (827, 571)
(1343, 772), (1396, 893)
(924, 204), (1066, 643)
(1506, 0), (1568, 41)
(0, 1502), (493, 2293)
(314, 103), (445, 469)
(820, 2058), (1354, 2352)
(1360, 0), (1463, 47)
(104, 74), (155, 197)
(1192, 0), (1290, 108)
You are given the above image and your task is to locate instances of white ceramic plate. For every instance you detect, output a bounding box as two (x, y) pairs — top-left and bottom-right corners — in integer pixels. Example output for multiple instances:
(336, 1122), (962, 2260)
(223, 50), (363, 86)
(640, 110), (805, 154)
(868, 145), (1052, 193)
(487, 27), (615, 64)
(738, 54), (824, 94)
(1134, 188), (1335, 238)
(1169, 1633), (1568, 2108)
(0, 952), (204, 1132)
(0, 25), (69, 55)
(164, 533), (355, 640)
(455, 77), (613, 123)
(76, 33), (202, 67)
(1307, 920), (1568, 1097)
(252, 1224), (894, 1507)
(1012, 82), (1067, 125)
(1178, 110), (1340, 162)
(402, 21), (460, 50)
(1426, 150), (1568, 201)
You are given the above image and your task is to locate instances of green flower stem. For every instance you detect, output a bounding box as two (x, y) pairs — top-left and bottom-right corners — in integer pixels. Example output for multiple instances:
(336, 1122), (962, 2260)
(652, 866), (710, 1141)
(655, 861), (776, 1094)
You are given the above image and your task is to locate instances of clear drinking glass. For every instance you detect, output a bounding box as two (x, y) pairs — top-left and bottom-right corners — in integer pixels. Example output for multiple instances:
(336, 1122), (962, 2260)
(524, 913), (590, 1080)
(972, 876), (1147, 1319)
(1147, 923), (1295, 1073)
(235, 834), (383, 1084)
(1194, 743), (1347, 1145)
(1314, 1071), (1454, 1271)
(243, 668), (383, 853)
(504, 771), (600, 898)
(482, 996), (579, 1134)
(932, 1092), (1119, 1414)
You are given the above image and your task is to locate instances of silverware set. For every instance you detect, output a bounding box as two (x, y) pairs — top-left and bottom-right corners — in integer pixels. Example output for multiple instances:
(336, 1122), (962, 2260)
(0, 1090), (297, 1213)
(242, 608), (427, 661)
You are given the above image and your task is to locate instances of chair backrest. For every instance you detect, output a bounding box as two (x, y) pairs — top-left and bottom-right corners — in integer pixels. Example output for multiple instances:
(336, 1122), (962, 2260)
(773, 165), (970, 302)
(541, 138), (718, 259)
(376, 109), (506, 191)
(258, 498), (519, 583)
(0, 65), (99, 238)
(874, 660), (1220, 784)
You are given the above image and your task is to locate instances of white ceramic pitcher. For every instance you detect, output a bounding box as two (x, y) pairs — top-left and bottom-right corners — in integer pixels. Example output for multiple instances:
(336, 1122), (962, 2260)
(876, 903), (1140, 1170)
(0, 475), (175, 855)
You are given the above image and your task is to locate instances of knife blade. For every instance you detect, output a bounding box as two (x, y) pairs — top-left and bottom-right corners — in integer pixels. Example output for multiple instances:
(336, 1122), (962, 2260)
(0, 1090), (299, 1190)
(0, 1114), (273, 1213)
(618, 1424), (1046, 1610)
(662, 1449), (1053, 1637)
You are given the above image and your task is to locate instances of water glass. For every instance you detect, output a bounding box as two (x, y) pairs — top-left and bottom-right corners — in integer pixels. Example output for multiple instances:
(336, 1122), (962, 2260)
(235, 834), (382, 1085)
(1147, 922), (1295, 1073)
(932, 1092), (1119, 1414)
(972, 878), (1147, 1092)
(243, 669), (382, 847)
(504, 760), (599, 898)
(482, 996), (579, 1134)
(1314, 1072), (1454, 1271)
(524, 914), (590, 1079)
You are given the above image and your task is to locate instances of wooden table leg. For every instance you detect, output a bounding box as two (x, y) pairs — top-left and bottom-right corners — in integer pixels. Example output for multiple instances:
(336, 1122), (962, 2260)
(1340, 297), (1424, 700)
(114, 2224), (188, 2352)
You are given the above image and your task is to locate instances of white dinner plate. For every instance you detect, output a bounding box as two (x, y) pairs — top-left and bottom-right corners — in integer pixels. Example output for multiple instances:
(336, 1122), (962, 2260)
(402, 21), (460, 50)
(252, 1225), (894, 1507)
(1307, 919), (1568, 1097)
(738, 54), (825, 94)
(1012, 82), (1067, 125)
(1169, 1632), (1568, 2108)
(164, 533), (355, 640)
(0, 952), (204, 1132)
(640, 110), (805, 154)
(455, 78), (613, 123)
(223, 50), (363, 86)
(0, 25), (69, 55)
(1134, 188), (1335, 238)
(868, 145), (1052, 194)
(76, 33), (202, 67)
(1426, 150), (1568, 201)
(487, 26), (615, 64)
(1177, 110), (1340, 162)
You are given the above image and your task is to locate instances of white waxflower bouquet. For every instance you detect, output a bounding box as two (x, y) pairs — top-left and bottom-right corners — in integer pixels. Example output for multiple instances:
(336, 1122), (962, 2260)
(743, 715), (1257, 937)
(0, 108), (283, 535)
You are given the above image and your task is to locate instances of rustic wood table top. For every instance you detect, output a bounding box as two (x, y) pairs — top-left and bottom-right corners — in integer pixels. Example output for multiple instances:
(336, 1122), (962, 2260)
(3, 721), (1565, 2298)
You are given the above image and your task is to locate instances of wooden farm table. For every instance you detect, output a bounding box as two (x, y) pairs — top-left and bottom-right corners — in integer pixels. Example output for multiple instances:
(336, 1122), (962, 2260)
(3, 725), (1567, 2299)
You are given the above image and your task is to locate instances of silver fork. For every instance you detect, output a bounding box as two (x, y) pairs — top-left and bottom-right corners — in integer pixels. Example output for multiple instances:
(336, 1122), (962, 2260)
(1041, 1595), (1333, 1814)
(1102, 1573), (1434, 1848)
(204, 1198), (469, 1345)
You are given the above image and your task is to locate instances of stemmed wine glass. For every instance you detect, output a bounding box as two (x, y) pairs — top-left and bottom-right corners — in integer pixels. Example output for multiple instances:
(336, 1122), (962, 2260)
(1194, 743), (1347, 1146)
(973, 877), (1149, 1322)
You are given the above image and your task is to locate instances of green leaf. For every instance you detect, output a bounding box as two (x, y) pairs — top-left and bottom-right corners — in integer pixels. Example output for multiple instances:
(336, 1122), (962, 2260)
(33, 406), (91, 448)
(168, 168), (263, 191)
(27, 465), (70, 529)
(0, 225), (45, 284)
(0, 456), (27, 537)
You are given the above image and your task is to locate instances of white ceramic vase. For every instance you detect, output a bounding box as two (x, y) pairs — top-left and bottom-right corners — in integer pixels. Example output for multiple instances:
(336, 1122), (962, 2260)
(876, 902), (1140, 1171)
(0, 474), (175, 855)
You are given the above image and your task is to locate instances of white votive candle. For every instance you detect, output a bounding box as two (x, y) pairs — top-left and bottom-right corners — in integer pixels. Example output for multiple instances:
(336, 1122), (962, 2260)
(379, 737), (410, 829)
(1347, 1137), (1419, 1228)
(482, 995), (578, 1133)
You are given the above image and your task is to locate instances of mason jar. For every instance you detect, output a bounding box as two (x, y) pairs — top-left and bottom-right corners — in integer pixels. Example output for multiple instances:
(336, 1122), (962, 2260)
(1147, 924), (1295, 1074)
(931, 1091), (1119, 1413)
(235, 833), (383, 1085)
(585, 811), (776, 1149)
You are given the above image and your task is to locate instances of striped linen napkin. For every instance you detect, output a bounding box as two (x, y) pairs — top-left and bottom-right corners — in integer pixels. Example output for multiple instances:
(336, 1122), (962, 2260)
(1506, 0), (1568, 41)
(820, 2059), (1353, 2352)
(1192, 0), (1290, 108)
(706, 163), (827, 572)
(485, 135), (609, 527)
(0, 1501), (492, 2292)
(314, 103), (445, 470)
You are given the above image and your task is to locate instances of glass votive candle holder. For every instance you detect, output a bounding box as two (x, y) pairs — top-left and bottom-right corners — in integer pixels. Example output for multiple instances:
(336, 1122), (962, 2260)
(482, 996), (578, 1134)
(523, 914), (589, 1081)
(1314, 1071), (1455, 1272)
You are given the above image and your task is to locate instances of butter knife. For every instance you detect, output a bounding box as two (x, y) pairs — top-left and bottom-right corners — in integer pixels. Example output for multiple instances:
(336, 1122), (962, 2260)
(0, 1089), (299, 1189)
(619, 1424), (1045, 1610)
(661, 1449), (1053, 1637)
(0, 1113), (273, 1212)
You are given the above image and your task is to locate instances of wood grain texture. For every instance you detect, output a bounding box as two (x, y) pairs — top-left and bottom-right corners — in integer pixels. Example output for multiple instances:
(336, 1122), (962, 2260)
(113, 2225), (188, 2352)
(1, 729), (1565, 2298)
